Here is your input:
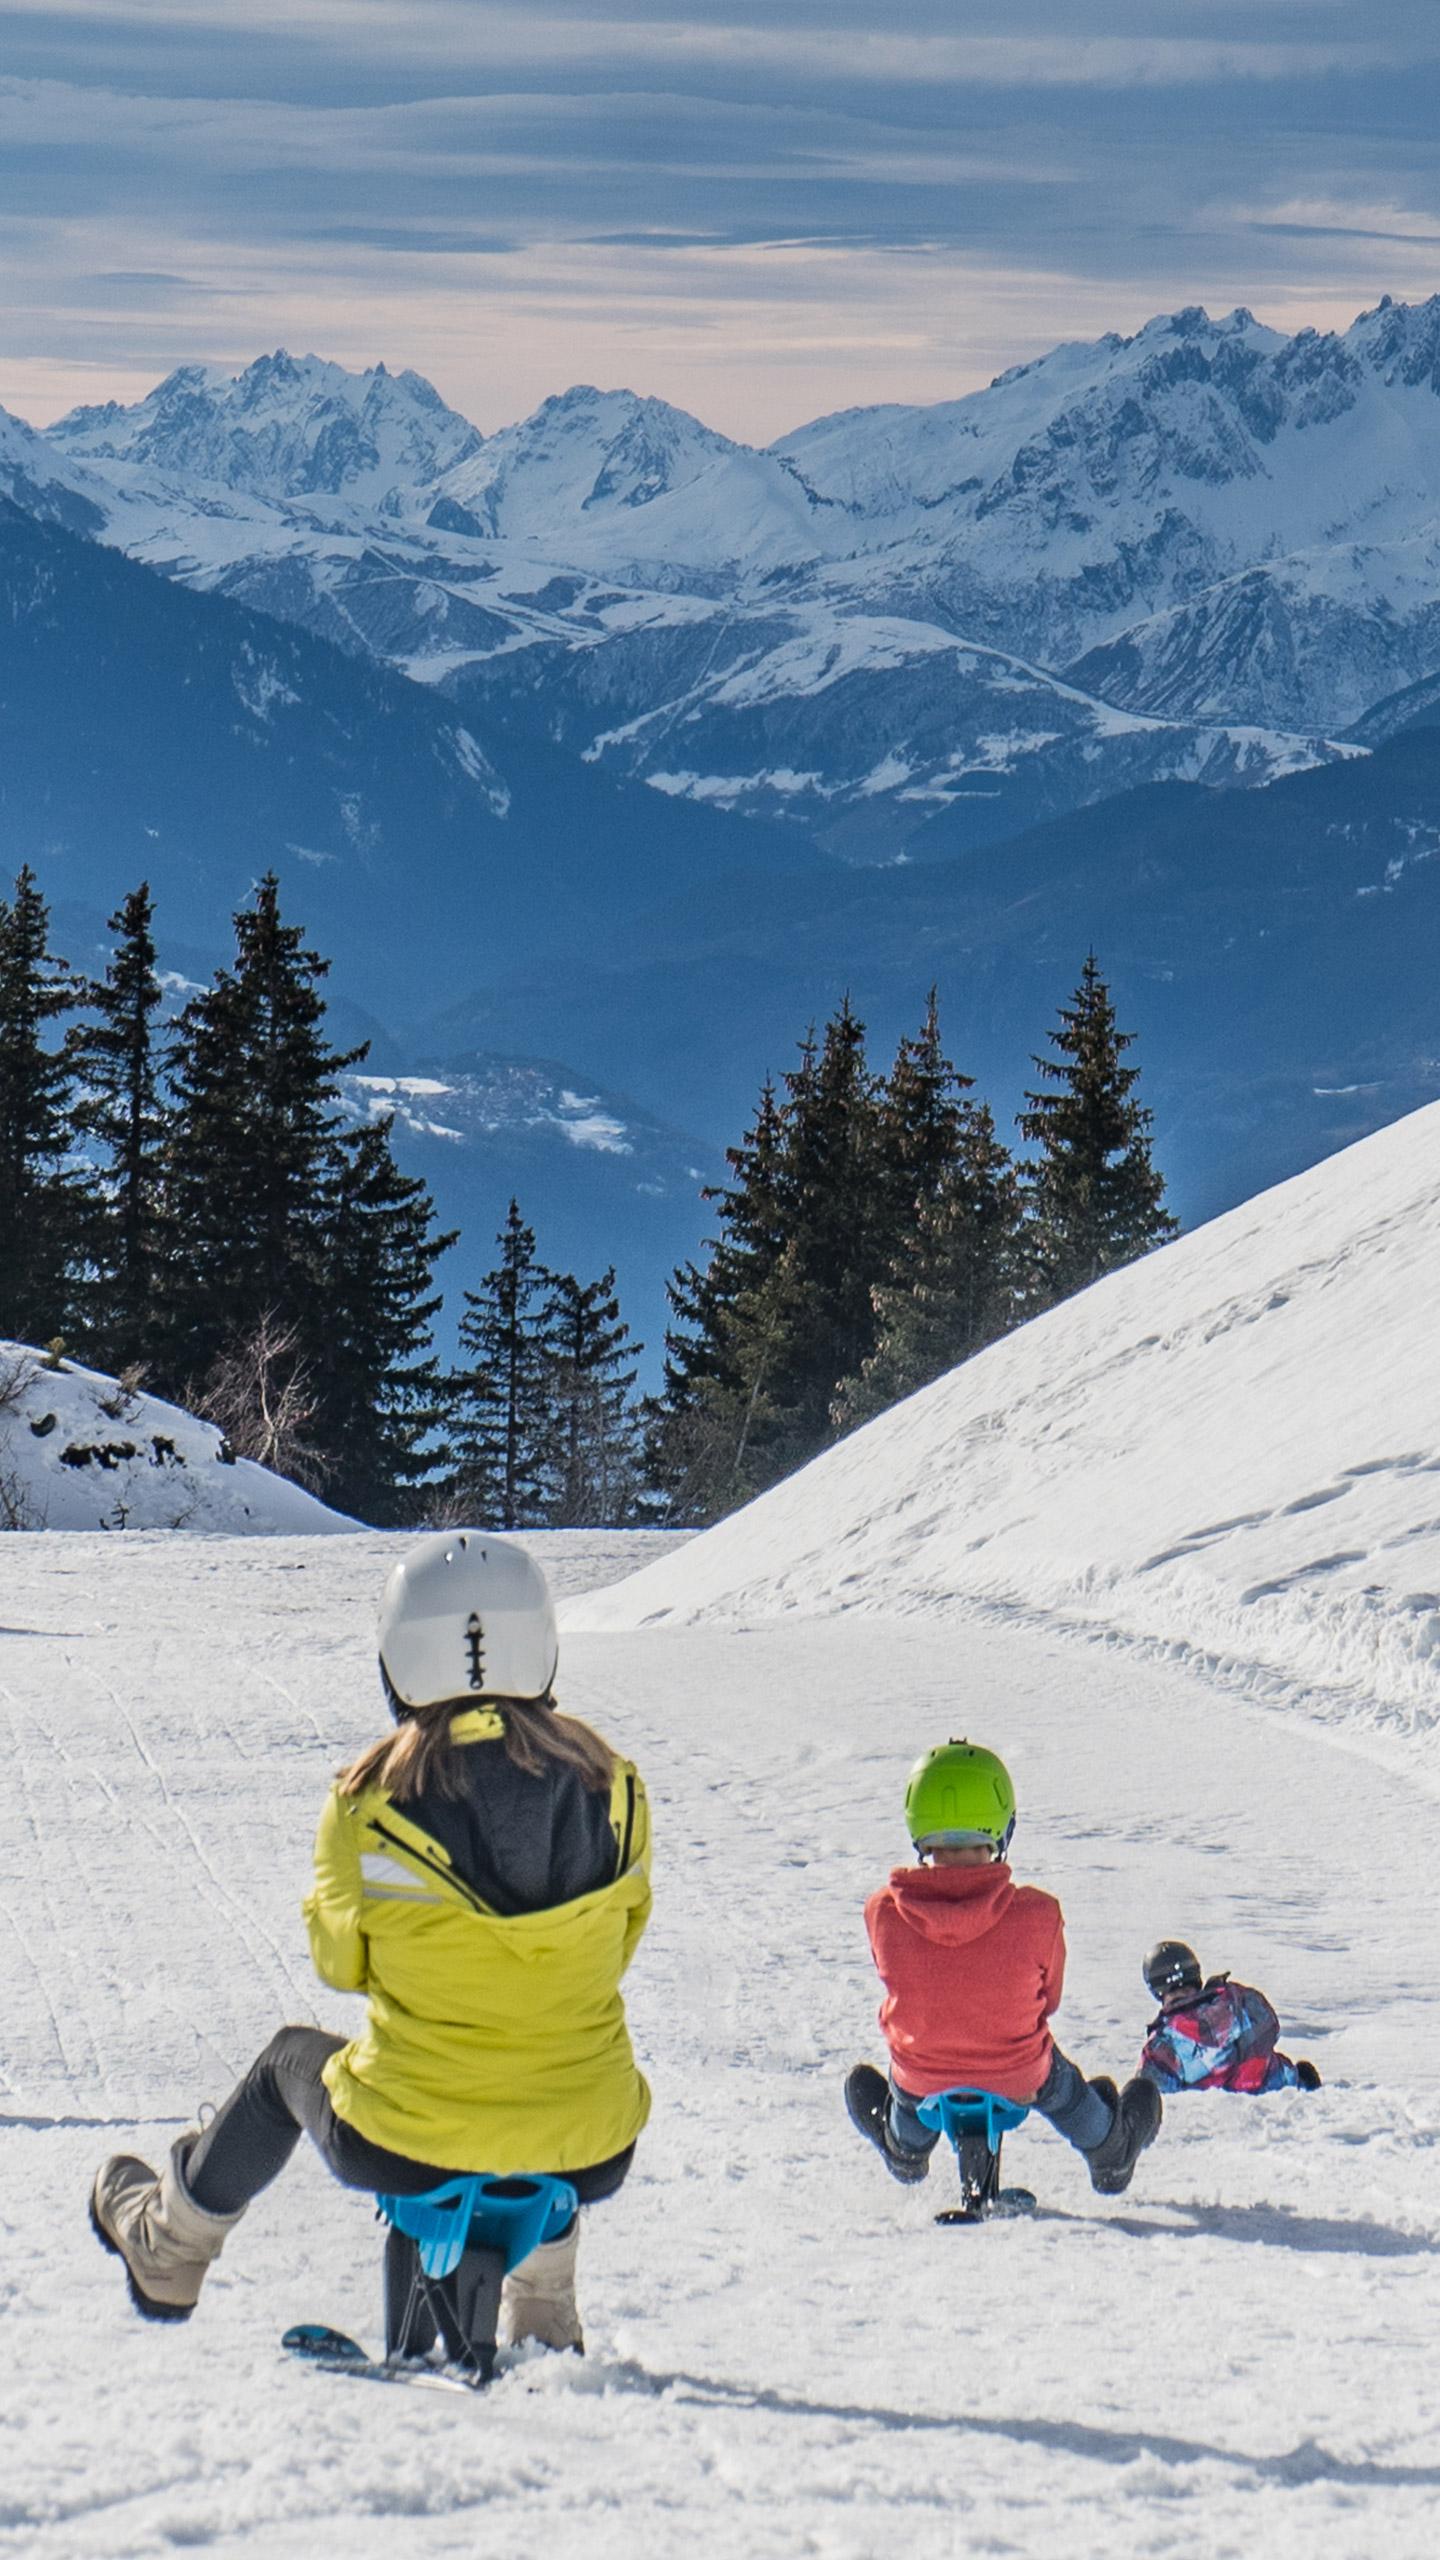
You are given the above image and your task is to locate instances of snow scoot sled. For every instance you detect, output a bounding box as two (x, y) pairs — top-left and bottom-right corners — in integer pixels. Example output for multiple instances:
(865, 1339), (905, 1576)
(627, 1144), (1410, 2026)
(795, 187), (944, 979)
(847, 2065), (1037, 2225)
(917, 2087), (1037, 2226)
(283, 2171), (577, 2390)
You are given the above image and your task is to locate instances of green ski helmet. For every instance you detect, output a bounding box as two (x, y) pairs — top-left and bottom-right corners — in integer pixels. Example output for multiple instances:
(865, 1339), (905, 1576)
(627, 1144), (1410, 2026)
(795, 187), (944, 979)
(904, 1739), (1016, 1860)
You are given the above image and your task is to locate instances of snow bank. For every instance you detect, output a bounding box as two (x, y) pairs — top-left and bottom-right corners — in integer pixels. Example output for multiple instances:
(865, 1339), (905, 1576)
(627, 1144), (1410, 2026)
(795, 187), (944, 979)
(0, 1341), (354, 1532)
(571, 1104), (1440, 1748)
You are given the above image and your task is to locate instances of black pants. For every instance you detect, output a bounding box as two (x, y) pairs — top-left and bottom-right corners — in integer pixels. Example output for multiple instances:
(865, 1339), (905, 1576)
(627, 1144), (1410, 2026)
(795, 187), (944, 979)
(885, 2043), (1112, 2159)
(186, 2025), (635, 2230)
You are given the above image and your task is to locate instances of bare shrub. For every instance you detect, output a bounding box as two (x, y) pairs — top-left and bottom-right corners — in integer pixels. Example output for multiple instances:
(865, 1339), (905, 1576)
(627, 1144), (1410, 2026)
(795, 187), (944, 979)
(97, 1362), (148, 1424)
(0, 1457), (45, 1530)
(0, 1354), (46, 1528)
(196, 1313), (329, 1490)
(0, 1350), (39, 1414)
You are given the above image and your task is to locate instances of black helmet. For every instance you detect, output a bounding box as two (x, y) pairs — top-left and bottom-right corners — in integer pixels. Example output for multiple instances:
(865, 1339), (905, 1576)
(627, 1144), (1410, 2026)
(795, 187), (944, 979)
(1143, 1940), (1201, 2001)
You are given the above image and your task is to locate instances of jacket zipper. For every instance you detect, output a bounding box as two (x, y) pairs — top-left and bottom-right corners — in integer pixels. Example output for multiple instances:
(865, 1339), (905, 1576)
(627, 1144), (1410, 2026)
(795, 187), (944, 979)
(369, 1817), (492, 1916)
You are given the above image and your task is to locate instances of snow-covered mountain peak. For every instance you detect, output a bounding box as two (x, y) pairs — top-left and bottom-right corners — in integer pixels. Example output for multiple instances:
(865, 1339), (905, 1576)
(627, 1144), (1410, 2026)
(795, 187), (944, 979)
(1348, 290), (1440, 391)
(435, 381), (821, 567)
(48, 350), (482, 508)
(440, 383), (746, 530)
(0, 400), (108, 535)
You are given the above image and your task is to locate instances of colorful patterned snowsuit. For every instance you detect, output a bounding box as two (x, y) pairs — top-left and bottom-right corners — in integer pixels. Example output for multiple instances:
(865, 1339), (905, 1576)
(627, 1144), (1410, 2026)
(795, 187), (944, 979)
(1138, 1974), (1302, 2093)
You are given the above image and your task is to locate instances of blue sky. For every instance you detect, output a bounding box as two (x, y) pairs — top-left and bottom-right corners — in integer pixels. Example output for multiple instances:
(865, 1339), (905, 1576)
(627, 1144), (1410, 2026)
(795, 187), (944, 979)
(4, 2), (1440, 439)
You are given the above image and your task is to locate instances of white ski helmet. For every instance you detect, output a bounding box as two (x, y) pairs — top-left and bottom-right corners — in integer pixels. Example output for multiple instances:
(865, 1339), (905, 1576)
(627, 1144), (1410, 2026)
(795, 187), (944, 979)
(377, 1531), (558, 1711)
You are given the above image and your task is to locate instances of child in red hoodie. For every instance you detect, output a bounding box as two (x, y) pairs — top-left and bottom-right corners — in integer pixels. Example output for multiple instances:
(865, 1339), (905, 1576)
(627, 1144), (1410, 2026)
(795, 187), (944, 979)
(846, 1740), (1161, 2196)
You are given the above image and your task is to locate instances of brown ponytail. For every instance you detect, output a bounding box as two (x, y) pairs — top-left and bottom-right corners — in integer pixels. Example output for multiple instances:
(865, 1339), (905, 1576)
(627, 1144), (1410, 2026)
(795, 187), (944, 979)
(337, 1695), (617, 1806)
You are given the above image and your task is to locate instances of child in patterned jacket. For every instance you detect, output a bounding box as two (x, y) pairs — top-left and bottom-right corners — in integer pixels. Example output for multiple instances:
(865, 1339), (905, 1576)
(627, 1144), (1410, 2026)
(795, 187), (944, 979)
(1138, 1941), (1321, 2094)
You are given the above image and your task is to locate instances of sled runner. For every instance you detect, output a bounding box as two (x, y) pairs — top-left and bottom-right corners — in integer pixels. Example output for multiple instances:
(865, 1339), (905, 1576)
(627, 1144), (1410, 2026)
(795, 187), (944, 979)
(283, 2170), (577, 2388)
(916, 2087), (1037, 2225)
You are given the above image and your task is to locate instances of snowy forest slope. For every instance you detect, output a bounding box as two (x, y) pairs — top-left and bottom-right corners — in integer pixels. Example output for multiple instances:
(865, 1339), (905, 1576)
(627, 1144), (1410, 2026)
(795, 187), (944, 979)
(575, 1103), (1440, 1761)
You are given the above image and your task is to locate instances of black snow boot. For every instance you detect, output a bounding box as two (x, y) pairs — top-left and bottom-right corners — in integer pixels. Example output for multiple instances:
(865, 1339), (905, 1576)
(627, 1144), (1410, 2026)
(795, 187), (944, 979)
(1085, 2076), (1162, 2196)
(1296, 2059), (1322, 2091)
(844, 2064), (930, 2185)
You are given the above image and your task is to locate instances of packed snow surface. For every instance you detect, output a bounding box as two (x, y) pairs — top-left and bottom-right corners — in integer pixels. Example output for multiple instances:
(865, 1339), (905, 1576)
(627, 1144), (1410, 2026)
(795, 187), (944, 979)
(576, 1101), (1440, 1769)
(0, 1342), (353, 1533)
(3, 1528), (1440, 2556)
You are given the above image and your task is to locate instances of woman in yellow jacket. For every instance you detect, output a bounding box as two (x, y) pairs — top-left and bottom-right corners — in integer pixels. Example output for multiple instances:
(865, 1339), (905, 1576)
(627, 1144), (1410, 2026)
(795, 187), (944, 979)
(91, 1534), (651, 2351)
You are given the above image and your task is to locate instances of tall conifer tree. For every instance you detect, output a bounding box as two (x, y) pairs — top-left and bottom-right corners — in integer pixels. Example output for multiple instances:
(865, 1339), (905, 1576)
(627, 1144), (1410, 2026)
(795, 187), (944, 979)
(158, 874), (364, 1390)
(1018, 954), (1177, 1309)
(540, 1266), (643, 1526)
(450, 1200), (551, 1528)
(0, 866), (80, 1344)
(158, 876), (447, 1517)
(752, 995), (885, 1472)
(877, 987), (973, 1229)
(643, 1075), (790, 1520)
(314, 1119), (454, 1524)
(69, 882), (167, 1370)
(837, 1100), (1022, 1426)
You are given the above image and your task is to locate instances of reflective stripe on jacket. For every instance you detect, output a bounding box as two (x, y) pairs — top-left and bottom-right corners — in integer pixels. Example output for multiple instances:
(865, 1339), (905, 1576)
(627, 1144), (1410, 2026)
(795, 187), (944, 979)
(303, 1708), (652, 2173)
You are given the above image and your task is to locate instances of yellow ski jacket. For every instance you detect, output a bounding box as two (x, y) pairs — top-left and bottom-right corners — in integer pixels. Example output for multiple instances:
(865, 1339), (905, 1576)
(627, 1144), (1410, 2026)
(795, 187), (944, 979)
(303, 1709), (652, 2174)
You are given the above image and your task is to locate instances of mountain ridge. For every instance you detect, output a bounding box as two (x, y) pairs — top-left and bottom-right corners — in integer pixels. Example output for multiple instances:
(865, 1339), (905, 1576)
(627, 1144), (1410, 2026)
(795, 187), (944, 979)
(32, 299), (1440, 857)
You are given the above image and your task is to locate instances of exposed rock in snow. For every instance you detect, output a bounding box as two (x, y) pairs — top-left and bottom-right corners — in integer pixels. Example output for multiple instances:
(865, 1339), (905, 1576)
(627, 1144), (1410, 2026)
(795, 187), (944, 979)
(0, 1342), (354, 1532)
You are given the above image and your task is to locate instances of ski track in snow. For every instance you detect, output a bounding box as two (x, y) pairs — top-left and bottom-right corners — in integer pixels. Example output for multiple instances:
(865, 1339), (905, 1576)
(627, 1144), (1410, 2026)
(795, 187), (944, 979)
(3, 1530), (1440, 2556)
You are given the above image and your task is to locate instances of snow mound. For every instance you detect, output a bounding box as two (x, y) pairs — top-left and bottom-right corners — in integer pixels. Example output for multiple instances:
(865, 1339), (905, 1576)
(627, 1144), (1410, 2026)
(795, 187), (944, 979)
(0, 1342), (354, 1533)
(571, 1104), (1440, 1748)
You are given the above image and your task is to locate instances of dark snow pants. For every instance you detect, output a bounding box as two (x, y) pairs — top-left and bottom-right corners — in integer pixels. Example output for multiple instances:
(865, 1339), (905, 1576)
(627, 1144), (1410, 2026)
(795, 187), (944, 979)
(885, 2044), (1112, 2160)
(185, 2024), (635, 2231)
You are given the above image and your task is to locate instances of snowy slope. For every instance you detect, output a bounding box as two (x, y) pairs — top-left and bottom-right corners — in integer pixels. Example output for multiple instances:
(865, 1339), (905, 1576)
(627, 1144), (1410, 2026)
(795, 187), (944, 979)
(574, 1103), (1440, 1755)
(0, 1341), (352, 1532)
(6, 1533), (1440, 2554)
(0, 399), (109, 535)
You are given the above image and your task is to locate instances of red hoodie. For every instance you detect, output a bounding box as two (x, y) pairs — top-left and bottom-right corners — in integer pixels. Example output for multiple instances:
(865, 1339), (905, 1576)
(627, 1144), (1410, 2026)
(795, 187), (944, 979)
(865, 1863), (1066, 2103)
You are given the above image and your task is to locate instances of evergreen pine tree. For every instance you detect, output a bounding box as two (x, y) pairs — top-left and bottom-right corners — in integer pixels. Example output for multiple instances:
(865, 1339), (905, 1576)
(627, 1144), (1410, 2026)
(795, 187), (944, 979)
(157, 874), (365, 1395)
(752, 995), (886, 1474)
(156, 875), (448, 1518)
(68, 882), (167, 1371)
(313, 1118), (455, 1525)
(838, 1101), (1023, 1425)
(643, 1075), (790, 1522)
(877, 987), (973, 1229)
(1018, 953), (1177, 1309)
(540, 1266), (643, 1526)
(450, 1201), (551, 1528)
(0, 866), (81, 1345)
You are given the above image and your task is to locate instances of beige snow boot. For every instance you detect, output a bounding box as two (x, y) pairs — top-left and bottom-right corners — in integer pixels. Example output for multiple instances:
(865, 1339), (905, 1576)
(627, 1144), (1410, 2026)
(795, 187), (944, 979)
(90, 2135), (245, 2321)
(498, 2219), (583, 2353)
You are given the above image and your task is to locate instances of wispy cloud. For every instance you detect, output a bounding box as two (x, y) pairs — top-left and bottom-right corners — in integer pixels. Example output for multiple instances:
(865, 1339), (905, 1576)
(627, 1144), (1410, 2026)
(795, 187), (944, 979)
(3, 5), (1440, 438)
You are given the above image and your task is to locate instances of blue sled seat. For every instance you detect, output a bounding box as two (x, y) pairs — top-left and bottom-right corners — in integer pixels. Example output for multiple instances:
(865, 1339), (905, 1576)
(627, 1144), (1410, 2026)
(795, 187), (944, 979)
(916, 2087), (1030, 2150)
(916, 2087), (1034, 2225)
(378, 2173), (579, 2378)
(378, 2173), (578, 2278)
